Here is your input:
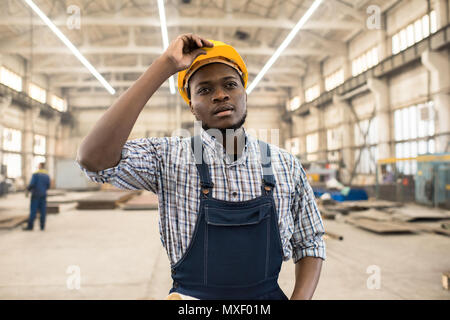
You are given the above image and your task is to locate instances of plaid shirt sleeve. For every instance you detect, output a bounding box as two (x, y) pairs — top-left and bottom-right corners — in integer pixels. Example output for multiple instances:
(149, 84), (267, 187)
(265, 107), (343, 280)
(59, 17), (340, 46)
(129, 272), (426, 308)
(290, 158), (326, 263)
(77, 138), (164, 194)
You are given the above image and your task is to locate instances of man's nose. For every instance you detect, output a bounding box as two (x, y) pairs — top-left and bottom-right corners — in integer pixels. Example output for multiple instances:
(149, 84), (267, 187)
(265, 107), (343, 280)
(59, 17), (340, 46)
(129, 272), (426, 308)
(212, 87), (229, 102)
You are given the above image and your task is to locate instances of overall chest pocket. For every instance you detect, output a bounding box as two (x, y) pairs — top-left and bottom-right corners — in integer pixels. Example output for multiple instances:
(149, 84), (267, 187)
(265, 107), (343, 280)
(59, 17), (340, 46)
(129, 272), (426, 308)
(204, 203), (272, 287)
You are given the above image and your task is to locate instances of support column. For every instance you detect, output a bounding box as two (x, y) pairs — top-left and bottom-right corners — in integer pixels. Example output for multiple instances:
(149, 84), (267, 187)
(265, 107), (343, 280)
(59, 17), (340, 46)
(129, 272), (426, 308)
(343, 47), (352, 81)
(292, 114), (307, 161)
(377, 29), (388, 62)
(23, 107), (41, 182)
(0, 95), (12, 168)
(434, 0), (449, 28)
(312, 106), (327, 162)
(47, 114), (61, 185)
(367, 78), (391, 160)
(421, 50), (450, 153)
(333, 95), (354, 184)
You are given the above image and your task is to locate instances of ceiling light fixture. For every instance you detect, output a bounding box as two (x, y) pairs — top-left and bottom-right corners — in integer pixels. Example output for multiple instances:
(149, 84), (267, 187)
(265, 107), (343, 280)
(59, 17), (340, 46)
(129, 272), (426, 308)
(157, 0), (176, 94)
(22, 0), (116, 95)
(246, 0), (323, 94)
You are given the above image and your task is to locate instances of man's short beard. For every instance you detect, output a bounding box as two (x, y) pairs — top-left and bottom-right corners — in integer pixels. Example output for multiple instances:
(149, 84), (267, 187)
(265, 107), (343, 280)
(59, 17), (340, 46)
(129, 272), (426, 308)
(202, 109), (247, 133)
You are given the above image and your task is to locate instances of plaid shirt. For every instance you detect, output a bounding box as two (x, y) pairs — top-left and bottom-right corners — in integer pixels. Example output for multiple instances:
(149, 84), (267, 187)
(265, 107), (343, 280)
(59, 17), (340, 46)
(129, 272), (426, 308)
(78, 128), (326, 266)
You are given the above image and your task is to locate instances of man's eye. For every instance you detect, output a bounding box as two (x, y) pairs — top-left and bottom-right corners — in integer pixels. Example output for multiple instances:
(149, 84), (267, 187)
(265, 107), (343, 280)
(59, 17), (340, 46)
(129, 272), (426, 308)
(226, 82), (237, 87)
(198, 88), (210, 94)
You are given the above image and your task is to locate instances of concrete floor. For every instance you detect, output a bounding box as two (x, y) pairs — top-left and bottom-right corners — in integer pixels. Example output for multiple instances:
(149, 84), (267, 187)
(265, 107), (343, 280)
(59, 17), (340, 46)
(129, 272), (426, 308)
(0, 192), (449, 300)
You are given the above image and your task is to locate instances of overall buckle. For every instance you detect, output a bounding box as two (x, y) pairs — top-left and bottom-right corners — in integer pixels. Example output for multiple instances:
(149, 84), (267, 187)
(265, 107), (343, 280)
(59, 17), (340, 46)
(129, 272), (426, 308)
(201, 182), (214, 195)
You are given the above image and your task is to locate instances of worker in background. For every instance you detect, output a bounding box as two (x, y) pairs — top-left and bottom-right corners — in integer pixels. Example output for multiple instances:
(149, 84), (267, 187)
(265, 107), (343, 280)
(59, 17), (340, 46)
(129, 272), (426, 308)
(381, 164), (395, 184)
(77, 33), (325, 300)
(24, 162), (50, 231)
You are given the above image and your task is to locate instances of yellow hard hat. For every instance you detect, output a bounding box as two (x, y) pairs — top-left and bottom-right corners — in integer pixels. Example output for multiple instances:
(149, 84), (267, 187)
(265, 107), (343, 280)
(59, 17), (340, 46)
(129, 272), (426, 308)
(177, 40), (248, 106)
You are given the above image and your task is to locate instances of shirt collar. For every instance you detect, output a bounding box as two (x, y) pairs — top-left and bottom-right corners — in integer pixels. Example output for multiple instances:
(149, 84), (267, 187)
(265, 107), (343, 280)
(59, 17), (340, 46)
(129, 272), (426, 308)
(200, 127), (251, 166)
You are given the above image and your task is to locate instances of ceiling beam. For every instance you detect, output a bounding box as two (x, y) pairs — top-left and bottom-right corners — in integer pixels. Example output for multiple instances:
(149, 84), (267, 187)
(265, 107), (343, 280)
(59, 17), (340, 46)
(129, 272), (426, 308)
(32, 66), (305, 75)
(1, 45), (325, 56)
(0, 15), (363, 30)
(50, 79), (300, 89)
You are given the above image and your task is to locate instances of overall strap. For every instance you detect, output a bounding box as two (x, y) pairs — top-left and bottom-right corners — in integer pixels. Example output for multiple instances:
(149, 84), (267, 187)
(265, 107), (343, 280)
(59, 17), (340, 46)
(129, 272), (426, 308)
(258, 140), (276, 193)
(191, 136), (214, 197)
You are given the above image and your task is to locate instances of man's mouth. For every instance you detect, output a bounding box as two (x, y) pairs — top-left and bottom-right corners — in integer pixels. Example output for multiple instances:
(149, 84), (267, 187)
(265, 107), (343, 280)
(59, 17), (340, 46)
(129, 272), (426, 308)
(213, 105), (234, 117)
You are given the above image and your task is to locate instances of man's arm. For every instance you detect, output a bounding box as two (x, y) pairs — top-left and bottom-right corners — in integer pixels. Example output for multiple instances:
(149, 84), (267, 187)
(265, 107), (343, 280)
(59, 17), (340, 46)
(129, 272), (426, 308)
(76, 34), (213, 172)
(290, 257), (323, 300)
(289, 157), (326, 300)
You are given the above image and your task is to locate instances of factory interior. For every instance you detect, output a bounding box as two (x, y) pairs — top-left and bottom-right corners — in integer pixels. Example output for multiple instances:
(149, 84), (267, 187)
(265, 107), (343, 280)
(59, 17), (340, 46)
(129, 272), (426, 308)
(0, 0), (449, 300)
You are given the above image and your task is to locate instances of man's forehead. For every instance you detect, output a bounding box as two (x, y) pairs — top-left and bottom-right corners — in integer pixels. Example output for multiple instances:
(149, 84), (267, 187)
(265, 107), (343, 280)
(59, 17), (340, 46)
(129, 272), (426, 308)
(190, 63), (241, 86)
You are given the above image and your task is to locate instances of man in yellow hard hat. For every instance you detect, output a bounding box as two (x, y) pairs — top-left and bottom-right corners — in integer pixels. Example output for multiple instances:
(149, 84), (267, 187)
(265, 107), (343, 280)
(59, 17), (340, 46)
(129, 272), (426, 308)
(77, 33), (325, 300)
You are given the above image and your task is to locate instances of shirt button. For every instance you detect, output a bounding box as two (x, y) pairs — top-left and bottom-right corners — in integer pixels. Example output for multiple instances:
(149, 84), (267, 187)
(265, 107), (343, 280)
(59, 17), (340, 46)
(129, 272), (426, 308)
(232, 191), (238, 197)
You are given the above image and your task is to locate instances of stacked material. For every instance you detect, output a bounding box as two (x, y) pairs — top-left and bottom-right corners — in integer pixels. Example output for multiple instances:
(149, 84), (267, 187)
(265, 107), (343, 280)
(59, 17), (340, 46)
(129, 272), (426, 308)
(46, 202), (77, 214)
(46, 189), (67, 197)
(47, 191), (97, 214)
(319, 199), (450, 236)
(345, 218), (418, 234)
(0, 215), (28, 230)
(122, 192), (159, 210)
(386, 206), (450, 222)
(77, 191), (140, 210)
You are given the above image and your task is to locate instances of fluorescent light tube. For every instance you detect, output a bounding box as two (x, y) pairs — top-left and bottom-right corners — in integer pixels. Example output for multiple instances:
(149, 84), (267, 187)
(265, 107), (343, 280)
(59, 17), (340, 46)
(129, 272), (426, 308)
(23, 0), (115, 95)
(246, 0), (323, 94)
(158, 0), (176, 94)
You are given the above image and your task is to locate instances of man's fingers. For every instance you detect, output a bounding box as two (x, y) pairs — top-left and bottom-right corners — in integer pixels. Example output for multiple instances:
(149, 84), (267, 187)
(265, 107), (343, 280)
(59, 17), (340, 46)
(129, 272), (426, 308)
(191, 49), (207, 60)
(200, 38), (214, 47)
(181, 34), (213, 50)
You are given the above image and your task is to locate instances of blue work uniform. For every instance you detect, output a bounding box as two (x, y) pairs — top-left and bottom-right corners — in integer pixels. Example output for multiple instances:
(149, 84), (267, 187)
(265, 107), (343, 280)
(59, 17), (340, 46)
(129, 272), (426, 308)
(26, 169), (50, 230)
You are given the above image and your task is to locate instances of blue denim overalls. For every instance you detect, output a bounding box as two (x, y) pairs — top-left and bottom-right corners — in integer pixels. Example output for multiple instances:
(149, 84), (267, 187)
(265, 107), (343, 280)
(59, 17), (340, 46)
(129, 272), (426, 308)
(169, 136), (288, 300)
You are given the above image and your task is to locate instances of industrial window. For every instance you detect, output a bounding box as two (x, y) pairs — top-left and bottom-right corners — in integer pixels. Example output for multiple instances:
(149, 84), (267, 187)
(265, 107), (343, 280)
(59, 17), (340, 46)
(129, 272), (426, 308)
(327, 127), (341, 150)
(354, 117), (378, 174)
(0, 67), (22, 92)
(354, 117), (378, 146)
(50, 95), (67, 112)
(351, 47), (378, 77)
(394, 101), (435, 175)
(391, 11), (437, 55)
(306, 132), (319, 155)
(285, 137), (301, 156)
(355, 146), (378, 174)
(34, 135), (46, 155)
(394, 102), (434, 142)
(2, 153), (22, 178)
(305, 84), (320, 102)
(288, 96), (301, 111)
(3, 128), (22, 152)
(32, 155), (46, 173)
(325, 69), (344, 91)
(29, 83), (47, 104)
(327, 128), (342, 163)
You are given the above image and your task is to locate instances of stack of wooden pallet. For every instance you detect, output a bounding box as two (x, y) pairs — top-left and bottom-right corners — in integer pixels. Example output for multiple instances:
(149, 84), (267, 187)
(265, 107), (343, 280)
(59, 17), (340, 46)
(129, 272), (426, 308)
(76, 191), (140, 210)
(319, 199), (450, 236)
(345, 204), (450, 236)
(122, 192), (159, 210)
(0, 214), (28, 230)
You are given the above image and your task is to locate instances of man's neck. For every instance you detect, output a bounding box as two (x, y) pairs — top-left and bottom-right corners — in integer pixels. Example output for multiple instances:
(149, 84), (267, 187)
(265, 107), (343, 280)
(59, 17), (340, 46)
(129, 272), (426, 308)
(223, 127), (245, 160)
(204, 126), (246, 159)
